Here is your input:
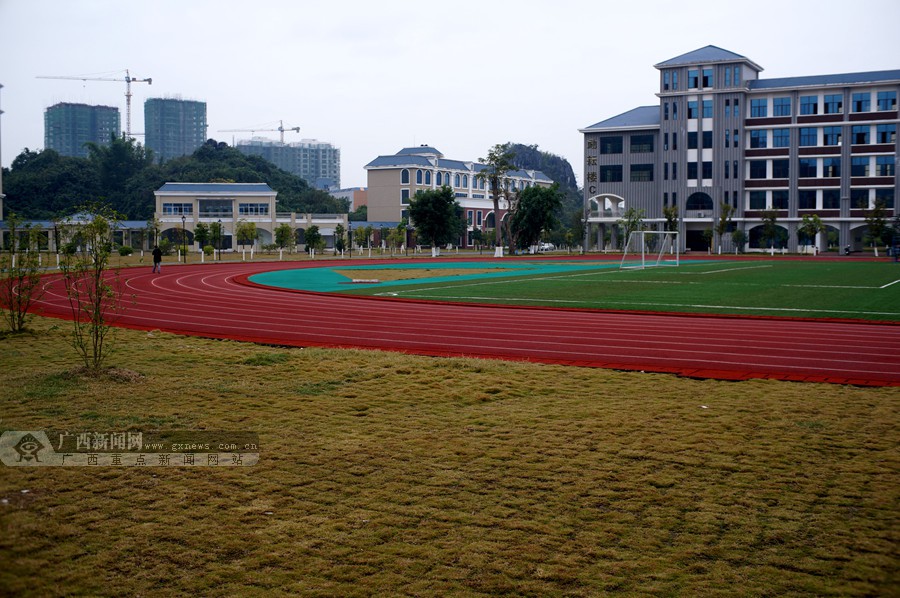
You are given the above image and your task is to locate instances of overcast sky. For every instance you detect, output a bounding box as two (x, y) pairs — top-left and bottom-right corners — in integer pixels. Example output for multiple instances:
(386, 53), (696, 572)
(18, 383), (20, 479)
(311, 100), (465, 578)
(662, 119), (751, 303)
(2, 0), (899, 190)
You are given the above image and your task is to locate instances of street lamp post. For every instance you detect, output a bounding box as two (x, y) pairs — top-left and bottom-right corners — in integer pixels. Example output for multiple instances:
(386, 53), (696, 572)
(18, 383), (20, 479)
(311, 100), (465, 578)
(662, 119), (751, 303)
(348, 220), (352, 259)
(181, 214), (186, 264)
(217, 219), (222, 261)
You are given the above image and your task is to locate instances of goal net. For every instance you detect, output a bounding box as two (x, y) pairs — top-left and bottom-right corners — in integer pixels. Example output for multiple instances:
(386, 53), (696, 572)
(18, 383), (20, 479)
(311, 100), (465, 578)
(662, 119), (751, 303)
(620, 231), (679, 269)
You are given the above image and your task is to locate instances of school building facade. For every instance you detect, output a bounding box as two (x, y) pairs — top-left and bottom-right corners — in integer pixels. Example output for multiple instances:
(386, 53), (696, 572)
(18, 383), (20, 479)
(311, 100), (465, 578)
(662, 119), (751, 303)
(581, 45), (899, 252)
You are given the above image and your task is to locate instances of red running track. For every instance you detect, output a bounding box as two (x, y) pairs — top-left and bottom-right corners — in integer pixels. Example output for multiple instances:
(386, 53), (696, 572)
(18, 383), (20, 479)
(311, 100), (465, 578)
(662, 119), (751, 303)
(31, 259), (900, 387)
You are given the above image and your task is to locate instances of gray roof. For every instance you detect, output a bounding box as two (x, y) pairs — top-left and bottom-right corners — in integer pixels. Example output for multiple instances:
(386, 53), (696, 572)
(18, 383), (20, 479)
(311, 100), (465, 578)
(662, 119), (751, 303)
(581, 106), (660, 131)
(655, 45), (759, 69)
(156, 182), (275, 194)
(366, 150), (552, 182)
(365, 155), (435, 168)
(437, 159), (470, 171)
(349, 221), (403, 229)
(396, 146), (442, 156)
(750, 69), (900, 90)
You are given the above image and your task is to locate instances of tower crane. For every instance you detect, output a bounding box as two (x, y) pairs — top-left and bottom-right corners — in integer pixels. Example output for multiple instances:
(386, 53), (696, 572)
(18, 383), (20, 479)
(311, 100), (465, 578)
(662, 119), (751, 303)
(219, 120), (300, 144)
(36, 69), (152, 138)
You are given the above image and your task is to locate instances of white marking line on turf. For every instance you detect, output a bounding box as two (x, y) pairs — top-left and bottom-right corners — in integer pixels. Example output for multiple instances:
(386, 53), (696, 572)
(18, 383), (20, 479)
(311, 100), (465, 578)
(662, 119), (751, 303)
(880, 279), (900, 289)
(697, 265), (773, 275)
(379, 294), (900, 317)
(784, 284), (880, 289)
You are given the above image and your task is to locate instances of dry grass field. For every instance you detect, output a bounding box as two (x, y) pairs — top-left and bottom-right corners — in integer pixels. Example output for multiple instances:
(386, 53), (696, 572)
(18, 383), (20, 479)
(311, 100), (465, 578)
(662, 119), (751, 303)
(1, 316), (898, 596)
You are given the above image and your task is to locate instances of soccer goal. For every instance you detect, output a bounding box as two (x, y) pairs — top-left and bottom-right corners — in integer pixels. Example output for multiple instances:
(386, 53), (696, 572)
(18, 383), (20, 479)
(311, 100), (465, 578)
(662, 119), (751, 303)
(620, 231), (680, 269)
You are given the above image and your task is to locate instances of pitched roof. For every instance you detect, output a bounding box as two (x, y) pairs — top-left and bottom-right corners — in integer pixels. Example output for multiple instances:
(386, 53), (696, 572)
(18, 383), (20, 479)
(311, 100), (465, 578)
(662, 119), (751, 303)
(365, 154), (435, 169)
(750, 69), (900, 90)
(155, 182), (275, 194)
(396, 146), (443, 157)
(580, 106), (660, 131)
(654, 45), (762, 71)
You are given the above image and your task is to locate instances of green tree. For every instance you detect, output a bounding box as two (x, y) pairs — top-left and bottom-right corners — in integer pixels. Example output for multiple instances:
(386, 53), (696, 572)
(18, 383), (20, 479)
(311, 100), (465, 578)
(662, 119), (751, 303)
(408, 187), (461, 257)
(194, 222), (211, 249)
(349, 205), (367, 222)
(146, 216), (161, 247)
(333, 224), (346, 254)
(275, 223), (295, 252)
(798, 214), (824, 253)
(715, 201), (734, 254)
(304, 225), (324, 255)
(235, 219), (257, 251)
(209, 221), (224, 259)
(617, 207), (645, 249)
(731, 229), (747, 254)
(663, 205), (679, 232)
(477, 144), (516, 256)
(865, 200), (888, 256)
(3, 148), (101, 219)
(0, 214), (46, 333)
(508, 184), (564, 251)
(702, 228), (714, 253)
(59, 207), (127, 374)
(353, 226), (367, 251)
(760, 209), (780, 252)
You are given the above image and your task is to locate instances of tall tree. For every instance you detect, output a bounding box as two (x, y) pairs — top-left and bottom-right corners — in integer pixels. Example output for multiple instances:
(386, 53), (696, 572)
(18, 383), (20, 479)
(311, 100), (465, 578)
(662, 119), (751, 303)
(477, 144), (516, 257)
(235, 220), (257, 251)
(304, 225), (323, 255)
(865, 200), (888, 256)
(407, 187), (460, 257)
(761, 209), (780, 252)
(798, 214), (824, 253)
(662, 205), (679, 232)
(508, 184), (564, 252)
(194, 222), (211, 250)
(618, 207), (645, 248)
(275, 223), (294, 252)
(333, 223), (346, 254)
(715, 201), (734, 254)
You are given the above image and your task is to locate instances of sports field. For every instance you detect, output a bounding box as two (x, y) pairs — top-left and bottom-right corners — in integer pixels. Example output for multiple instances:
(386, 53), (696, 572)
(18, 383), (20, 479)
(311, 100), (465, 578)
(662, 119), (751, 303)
(257, 258), (900, 322)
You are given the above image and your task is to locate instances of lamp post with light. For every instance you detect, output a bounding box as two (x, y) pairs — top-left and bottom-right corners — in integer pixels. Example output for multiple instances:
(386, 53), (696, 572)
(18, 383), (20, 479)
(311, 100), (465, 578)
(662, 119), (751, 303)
(217, 219), (222, 261)
(181, 214), (186, 264)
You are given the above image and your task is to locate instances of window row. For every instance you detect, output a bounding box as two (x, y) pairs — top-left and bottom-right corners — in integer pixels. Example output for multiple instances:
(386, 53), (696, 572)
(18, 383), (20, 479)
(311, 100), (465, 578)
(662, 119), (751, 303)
(598, 135), (654, 154)
(238, 203), (270, 216)
(162, 203), (193, 215)
(400, 168), (501, 190)
(662, 66), (743, 91)
(747, 156), (895, 179)
(597, 164), (654, 182)
(748, 91), (897, 117)
(748, 188), (894, 210)
(747, 124), (897, 148)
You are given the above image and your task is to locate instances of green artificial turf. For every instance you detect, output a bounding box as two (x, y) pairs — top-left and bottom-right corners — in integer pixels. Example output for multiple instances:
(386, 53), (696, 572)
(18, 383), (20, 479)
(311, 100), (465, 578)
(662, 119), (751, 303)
(335, 260), (900, 321)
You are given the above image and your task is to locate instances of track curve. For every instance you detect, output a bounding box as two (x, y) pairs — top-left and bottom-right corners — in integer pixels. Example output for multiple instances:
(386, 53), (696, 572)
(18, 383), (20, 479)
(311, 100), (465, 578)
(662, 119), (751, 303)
(31, 259), (900, 386)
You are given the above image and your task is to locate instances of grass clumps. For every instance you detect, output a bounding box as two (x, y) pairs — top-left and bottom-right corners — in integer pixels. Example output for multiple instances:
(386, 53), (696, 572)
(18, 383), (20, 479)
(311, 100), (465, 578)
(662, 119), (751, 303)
(0, 316), (897, 595)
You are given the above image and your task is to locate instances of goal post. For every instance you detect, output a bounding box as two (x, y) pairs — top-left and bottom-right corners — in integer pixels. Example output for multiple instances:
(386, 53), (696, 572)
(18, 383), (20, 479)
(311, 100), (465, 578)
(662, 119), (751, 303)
(620, 231), (680, 269)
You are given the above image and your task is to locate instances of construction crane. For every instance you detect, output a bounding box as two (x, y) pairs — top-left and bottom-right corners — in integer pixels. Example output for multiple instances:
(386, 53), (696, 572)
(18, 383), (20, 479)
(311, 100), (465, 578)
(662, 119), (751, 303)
(219, 120), (300, 144)
(36, 69), (152, 138)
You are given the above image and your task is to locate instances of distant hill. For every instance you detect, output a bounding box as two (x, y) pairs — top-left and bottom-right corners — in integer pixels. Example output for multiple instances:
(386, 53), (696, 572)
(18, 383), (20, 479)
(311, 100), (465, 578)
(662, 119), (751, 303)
(2, 138), (347, 221)
(505, 143), (579, 193)
(505, 142), (582, 221)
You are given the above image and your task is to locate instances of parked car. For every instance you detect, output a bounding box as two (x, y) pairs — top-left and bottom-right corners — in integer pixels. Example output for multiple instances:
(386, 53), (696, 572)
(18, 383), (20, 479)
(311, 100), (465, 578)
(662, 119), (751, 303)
(538, 243), (555, 252)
